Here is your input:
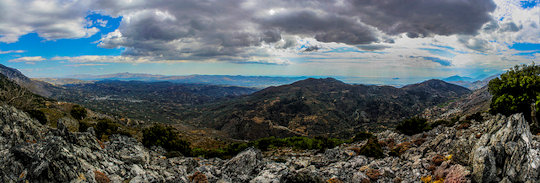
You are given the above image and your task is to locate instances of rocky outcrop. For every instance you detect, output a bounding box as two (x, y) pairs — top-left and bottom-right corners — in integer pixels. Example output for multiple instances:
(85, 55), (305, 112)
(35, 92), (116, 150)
(471, 114), (539, 182)
(0, 104), (538, 183)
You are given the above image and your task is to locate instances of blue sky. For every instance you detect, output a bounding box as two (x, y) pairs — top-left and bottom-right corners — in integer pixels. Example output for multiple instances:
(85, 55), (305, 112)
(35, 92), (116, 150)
(0, 0), (538, 84)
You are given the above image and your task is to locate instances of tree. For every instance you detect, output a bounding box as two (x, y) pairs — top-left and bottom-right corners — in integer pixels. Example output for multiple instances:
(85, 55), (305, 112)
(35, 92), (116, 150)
(488, 63), (540, 132)
(70, 105), (87, 120)
(395, 117), (431, 135)
(142, 124), (191, 157)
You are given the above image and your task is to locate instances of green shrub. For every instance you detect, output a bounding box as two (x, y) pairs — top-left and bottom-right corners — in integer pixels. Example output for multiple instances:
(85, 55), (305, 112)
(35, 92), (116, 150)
(70, 105), (87, 120)
(431, 119), (452, 128)
(191, 136), (347, 159)
(79, 120), (92, 132)
(352, 131), (374, 142)
(26, 109), (47, 124)
(396, 117), (431, 135)
(142, 124), (191, 157)
(465, 112), (484, 122)
(95, 118), (120, 139)
(488, 63), (539, 133)
(358, 137), (384, 159)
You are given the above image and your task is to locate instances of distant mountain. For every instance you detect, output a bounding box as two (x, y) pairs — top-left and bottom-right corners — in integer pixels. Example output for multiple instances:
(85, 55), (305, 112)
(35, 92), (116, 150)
(65, 73), (310, 88)
(35, 78), (94, 86)
(185, 78), (471, 140)
(443, 75), (475, 82)
(0, 64), (56, 97)
(50, 80), (258, 123)
(445, 74), (499, 90)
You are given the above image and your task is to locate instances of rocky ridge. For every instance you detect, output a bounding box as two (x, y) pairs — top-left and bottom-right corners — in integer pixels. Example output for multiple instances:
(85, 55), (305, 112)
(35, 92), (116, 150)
(0, 104), (538, 183)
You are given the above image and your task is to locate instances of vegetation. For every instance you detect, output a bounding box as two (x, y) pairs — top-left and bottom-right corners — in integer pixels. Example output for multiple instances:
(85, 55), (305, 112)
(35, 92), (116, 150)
(142, 124), (191, 157)
(389, 142), (411, 157)
(25, 109), (47, 125)
(70, 105), (87, 120)
(352, 131), (374, 142)
(357, 137), (384, 159)
(0, 74), (46, 110)
(431, 119), (453, 128)
(192, 136), (348, 159)
(396, 117), (431, 135)
(488, 63), (539, 132)
(52, 80), (256, 124)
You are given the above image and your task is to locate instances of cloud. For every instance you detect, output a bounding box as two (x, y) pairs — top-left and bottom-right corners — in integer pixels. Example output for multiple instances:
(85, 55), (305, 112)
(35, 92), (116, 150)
(8, 56), (46, 63)
(420, 57), (452, 66)
(0, 49), (24, 54)
(65, 63), (108, 67)
(0, 0), (98, 43)
(92, 0), (497, 63)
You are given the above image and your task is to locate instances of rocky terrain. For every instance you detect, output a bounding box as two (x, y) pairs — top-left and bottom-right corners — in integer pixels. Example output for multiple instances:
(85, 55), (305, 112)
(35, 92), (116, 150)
(1, 102), (538, 183)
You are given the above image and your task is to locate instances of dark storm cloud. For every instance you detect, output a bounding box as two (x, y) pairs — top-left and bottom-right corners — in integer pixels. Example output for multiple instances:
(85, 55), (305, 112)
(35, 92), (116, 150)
(93, 0), (497, 62)
(346, 0), (497, 37)
(258, 10), (378, 44)
(356, 45), (390, 51)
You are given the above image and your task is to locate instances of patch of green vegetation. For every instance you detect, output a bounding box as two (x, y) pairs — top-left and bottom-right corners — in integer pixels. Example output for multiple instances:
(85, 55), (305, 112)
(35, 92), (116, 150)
(142, 124), (191, 157)
(465, 112), (484, 122)
(352, 131), (374, 142)
(25, 109), (47, 124)
(191, 136), (349, 159)
(70, 105), (87, 120)
(431, 119), (453, 128)
(396, 117), (431, 136)
(358, 137), (384, 159)
(489, 63), (539, 133)
(78, 118), (132, 140)
(40, 108), (66, 128)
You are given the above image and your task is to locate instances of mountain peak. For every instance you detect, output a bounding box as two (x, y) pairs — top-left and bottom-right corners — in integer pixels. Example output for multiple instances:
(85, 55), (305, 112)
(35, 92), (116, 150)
(290, 77), (345, 86)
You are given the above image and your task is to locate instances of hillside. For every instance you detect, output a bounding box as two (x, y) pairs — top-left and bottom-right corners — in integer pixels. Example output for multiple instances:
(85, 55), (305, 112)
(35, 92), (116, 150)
(51, 80), (258, 123)
(185, 78), (471, 140)
(0, 101), (537, 182)
(0, 64), (56, 97)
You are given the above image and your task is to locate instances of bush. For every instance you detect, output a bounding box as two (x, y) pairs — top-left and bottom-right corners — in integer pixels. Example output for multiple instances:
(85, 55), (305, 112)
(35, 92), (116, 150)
(431, 119), (452, 128)
(191, 136), (347, 159)
(488, 63), (539, 133)
(79, 120), (92, 132)
(70, 105), (87, 120)
(396, 117), (431, 135)
(26, 109), (47, 124)
(353, 131), (374, 142)
(142, 124), (191, 157)
(388, 142), (411, 157)
(465, 112), (484, 122)
(95, 118), (120, 139)
(358, 137), (384, 159)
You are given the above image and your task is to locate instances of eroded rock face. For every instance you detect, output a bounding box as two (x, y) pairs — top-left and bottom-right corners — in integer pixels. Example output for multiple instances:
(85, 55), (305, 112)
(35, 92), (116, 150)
(0, 104), (538, 183)
(471, 114), (540, 182)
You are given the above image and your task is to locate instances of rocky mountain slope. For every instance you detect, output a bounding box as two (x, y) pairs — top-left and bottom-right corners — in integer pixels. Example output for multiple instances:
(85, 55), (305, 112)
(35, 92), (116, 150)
(422, 86), (492, 120)
(0, 64), (56, 97)
(0, 102), (538, 182)
(186, 78), (470, 140)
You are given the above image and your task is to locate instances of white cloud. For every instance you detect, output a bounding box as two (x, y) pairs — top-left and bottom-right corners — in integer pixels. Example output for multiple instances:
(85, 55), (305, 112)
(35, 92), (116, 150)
(8, 56), (46, 63)
(0, 0), (98, 43)
(0, 49), (24, 54)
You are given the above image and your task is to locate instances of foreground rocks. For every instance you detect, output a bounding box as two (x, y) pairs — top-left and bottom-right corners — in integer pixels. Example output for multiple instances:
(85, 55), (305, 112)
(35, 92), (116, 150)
(0, 104), (538, 182)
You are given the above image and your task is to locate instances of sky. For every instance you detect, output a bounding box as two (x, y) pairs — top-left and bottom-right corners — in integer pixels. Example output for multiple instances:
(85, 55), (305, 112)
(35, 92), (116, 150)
(0, 0), (538, 84)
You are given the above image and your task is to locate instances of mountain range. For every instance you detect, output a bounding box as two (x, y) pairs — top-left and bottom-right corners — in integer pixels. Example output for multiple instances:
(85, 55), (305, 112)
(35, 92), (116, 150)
(184, 78), (471, 140)
(61, 73), (311, 88)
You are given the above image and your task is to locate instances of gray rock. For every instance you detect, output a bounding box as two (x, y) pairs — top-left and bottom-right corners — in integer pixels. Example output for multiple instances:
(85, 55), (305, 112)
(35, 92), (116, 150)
(471, 114), (540, 182)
